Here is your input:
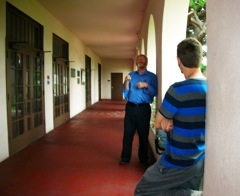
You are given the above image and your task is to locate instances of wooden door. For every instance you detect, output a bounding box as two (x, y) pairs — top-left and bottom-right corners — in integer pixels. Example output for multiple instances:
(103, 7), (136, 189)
(52, 34), (69, 128)
(111, 73), (123, 100)
(6, 49), (45, 155)
(53, 59), (69, 128)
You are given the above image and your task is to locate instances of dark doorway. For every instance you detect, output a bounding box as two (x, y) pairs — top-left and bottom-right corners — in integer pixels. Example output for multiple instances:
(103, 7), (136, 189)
(111, 73), (123, 100)
(85, 55), (92, 108)
(98, 63), (101, 100)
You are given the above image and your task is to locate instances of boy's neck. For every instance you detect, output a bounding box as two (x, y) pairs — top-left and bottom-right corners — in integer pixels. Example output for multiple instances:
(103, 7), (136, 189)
(184, 68), (205, 79)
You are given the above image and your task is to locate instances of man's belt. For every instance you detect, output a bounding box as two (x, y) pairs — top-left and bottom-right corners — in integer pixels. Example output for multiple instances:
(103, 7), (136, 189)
(127, 102), (149, 106)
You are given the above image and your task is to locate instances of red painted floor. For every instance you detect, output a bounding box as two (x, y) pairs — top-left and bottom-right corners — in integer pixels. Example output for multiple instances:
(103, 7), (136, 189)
(0, 100), (149, 196)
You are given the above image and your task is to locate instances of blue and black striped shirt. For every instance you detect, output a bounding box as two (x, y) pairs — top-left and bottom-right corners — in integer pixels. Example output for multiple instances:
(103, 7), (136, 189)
(159, 78), (207, 168)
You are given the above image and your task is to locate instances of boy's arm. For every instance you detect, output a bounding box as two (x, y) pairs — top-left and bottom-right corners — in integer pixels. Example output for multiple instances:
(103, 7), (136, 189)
(154, 111), (173, 132)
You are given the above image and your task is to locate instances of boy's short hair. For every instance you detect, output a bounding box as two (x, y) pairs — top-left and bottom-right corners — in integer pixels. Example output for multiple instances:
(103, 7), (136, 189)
(177, 37), (202, 68)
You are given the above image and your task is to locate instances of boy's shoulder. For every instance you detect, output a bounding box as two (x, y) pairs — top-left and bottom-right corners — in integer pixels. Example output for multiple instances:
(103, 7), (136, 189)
(172, 78), (206, 88)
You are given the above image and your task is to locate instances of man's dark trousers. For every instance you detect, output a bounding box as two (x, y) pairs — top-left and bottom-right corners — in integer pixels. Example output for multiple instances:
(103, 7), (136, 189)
(121, 102), (151, 163)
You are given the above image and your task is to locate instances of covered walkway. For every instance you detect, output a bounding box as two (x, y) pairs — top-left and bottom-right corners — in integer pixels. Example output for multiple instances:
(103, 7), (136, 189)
(0, 100), (150, 195)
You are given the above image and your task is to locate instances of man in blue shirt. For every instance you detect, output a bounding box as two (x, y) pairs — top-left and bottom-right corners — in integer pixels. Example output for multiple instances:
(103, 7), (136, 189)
(119, 54), (158, 165)
(134, 38), (206, 196)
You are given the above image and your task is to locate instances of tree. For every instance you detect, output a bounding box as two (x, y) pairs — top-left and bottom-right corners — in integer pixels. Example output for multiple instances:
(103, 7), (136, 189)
(187, 0), (206, 44)
(187, 0), (207, 74)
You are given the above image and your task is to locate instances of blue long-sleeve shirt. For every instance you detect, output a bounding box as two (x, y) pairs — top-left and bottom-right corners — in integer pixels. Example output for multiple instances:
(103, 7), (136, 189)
(122, 70), (158, 104)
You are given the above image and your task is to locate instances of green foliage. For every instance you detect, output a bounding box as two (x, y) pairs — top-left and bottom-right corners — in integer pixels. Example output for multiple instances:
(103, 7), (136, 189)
(189, 0), (206, 10)
(200, 63), (207, 74)
(150, 97), (156, 129)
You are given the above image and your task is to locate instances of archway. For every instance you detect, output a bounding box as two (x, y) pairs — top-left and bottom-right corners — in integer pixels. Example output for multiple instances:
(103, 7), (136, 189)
(147, 14), (156, 74)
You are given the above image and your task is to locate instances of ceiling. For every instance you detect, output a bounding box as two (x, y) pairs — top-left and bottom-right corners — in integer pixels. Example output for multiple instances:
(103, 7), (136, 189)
(36, 0), (148, 59)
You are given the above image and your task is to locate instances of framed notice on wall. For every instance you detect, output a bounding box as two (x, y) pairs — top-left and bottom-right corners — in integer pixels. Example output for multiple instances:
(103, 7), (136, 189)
(71, 68), (76, 78)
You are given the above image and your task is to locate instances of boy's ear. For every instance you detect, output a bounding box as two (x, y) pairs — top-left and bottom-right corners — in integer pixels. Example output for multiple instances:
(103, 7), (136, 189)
(177, 57), (184, 73)
(177, 57), (182, 66)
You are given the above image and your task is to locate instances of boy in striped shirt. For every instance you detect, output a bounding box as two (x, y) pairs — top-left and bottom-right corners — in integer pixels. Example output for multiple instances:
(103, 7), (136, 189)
(135, 37), (206, 196)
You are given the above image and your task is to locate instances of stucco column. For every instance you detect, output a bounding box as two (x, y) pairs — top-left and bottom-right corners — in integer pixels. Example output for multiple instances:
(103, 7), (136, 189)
(205, 1), (240, 195)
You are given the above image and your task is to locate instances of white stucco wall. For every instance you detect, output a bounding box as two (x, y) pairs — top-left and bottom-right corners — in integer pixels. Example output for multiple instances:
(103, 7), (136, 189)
(0, 0), (101, 161)
(204, 1), (240, 195)
(101, 59), (133, 99)
(0, 0), (9, 162)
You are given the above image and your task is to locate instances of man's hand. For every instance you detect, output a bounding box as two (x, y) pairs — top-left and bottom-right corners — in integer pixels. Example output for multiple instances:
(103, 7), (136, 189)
(125, 75), (131, 82)
(124, 75), (131, 90)
(136, 82), (148, 89)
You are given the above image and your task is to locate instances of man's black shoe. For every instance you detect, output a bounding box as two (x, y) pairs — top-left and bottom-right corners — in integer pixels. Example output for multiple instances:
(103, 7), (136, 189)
(119, 160), (129, 165)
